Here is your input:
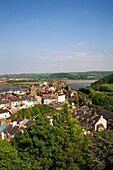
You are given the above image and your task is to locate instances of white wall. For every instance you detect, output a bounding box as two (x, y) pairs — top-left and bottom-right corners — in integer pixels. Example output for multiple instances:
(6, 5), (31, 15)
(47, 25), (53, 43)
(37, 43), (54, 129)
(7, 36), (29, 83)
(0, 104), (5, 109)
(11, 101), (19, 109)
(57, 95), (65, 103)
(0, 111), (10, 119)
(95, 115), (107, 131)
(22, 100), (34, 108)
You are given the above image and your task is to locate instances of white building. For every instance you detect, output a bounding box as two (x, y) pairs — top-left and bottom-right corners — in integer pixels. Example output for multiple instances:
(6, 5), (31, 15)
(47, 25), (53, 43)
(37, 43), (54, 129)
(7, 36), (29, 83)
(0, 109), (11, 119)
(95, 115), (107, 131)
(57, 94), (65, 103)
(0, 100), (9, 109)
(11, 99), (20, 109)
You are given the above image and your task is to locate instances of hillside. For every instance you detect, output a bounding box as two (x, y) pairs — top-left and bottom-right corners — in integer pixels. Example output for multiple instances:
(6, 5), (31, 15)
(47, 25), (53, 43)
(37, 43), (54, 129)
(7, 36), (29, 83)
(91, 73), (113, 92)
(79, 74), (113, 111)
(1, 71), (113, 80)
(92, 73), (113, 85)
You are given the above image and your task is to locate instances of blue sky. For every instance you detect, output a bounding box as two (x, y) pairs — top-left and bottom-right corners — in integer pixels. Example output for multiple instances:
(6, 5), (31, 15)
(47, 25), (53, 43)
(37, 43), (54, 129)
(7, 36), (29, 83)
(0, 0), (113, 74)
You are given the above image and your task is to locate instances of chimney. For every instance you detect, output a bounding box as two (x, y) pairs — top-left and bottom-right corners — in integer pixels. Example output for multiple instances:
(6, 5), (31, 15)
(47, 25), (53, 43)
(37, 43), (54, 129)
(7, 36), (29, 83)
(100, 115), (104, 119)
(7, 119), (11, 125)
(94, 112), (97, 116)
(7, 134), (11, 141)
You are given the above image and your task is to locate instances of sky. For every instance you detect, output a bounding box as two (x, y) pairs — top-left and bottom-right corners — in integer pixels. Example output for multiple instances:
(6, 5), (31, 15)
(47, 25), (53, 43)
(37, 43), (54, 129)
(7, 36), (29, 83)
(0, 0), (113, 74)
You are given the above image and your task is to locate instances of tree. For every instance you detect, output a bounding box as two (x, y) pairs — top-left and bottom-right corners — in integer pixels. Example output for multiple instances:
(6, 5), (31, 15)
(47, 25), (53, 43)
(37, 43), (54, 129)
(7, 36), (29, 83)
(96, 107), (102, 115)
(11, 105), (89, 170)
(74, 99), (79, 107)
(87, 130), (113, 170)
(10, 105), (51, 120)
(0, 139), (20, 170)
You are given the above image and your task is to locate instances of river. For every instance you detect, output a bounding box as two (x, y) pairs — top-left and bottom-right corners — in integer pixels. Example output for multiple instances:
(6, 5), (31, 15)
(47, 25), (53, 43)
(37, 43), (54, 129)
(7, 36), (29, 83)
(0, 84), (26, 92)
(67, 81), (93, 90)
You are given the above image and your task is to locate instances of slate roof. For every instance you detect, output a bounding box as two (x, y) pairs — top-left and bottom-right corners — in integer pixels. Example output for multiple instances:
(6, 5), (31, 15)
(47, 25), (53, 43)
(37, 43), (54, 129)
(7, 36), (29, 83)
(1, 116), (34, 139)
(0, 100), (9, 104)
(101, 110), (113, 120)
(12, 117), (23, 123)
(9, 125), (19, 135)
(10, 98), (21, 102)
(77, 105), (90, 112)
(19, 126), (27, 133)
(24, 119), (33, 126)
(2, 124), (12, 134)
(21, 95), (37, 101)
(22, 118), (29, 125)
(2, 124), (27, 136)
(0, 109), (9, 114)
(72, 107), (100, 130)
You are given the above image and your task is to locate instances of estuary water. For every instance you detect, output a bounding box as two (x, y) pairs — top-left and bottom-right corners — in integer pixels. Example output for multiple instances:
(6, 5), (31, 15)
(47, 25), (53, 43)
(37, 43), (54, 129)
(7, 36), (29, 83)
(67, 82), (92, 90)
(0, 84), (25, 92)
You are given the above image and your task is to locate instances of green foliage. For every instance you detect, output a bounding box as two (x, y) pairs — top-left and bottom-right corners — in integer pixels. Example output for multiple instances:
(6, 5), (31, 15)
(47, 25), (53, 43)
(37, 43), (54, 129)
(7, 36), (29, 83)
(74, 99), (79, 107)
(87, 130), (113, 170)
(79, 85), (113, 111)
(0, 140), (21, 170)
(89, 74), (113, 111)
(93, 74), (113, 85)
(92, 92), (113, 111)
(11, 106), (89, 170)
(2, 71), (113, 81)
(91, 74), (113, 92)
(78, 91), (91, 106)
(79, 87), (91, 95)
(2, 105), (113, 170)
(100, 84), (113, 92)
(10, 105), (50, 119)
(92, 107), (102, 115)
(96, 107), (102, 114)
(79, 87), (95, 97)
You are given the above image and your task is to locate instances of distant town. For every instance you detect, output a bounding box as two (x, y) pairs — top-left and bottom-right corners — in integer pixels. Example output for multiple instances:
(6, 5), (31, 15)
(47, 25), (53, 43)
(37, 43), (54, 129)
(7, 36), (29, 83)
(1, 72), (113, 141)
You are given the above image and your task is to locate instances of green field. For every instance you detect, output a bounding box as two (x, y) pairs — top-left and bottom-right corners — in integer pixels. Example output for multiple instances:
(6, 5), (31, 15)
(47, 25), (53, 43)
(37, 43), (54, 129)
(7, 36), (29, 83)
(101, 84), (113, 92)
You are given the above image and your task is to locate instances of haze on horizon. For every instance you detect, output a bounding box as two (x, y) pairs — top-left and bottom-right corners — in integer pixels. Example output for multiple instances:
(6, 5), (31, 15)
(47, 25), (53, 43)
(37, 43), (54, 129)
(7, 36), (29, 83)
(0, 0), (113, 74)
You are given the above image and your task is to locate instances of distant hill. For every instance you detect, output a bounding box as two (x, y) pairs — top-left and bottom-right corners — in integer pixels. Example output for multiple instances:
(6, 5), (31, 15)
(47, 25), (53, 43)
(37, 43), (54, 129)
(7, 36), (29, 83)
(0, 71), (113, 80)
(90, 73), (113, 93)
(92, 73), (113, 85)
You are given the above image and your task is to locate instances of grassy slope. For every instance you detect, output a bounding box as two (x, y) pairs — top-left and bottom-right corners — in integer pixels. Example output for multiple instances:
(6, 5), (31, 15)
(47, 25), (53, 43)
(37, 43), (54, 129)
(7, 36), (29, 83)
(101, 84), (113, 92)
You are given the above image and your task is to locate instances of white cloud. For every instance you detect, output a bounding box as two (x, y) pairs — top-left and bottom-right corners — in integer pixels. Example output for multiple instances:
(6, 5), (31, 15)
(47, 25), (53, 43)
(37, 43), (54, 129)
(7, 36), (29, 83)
(1, 47), (112, 74)
(31, 48), (113, 72)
